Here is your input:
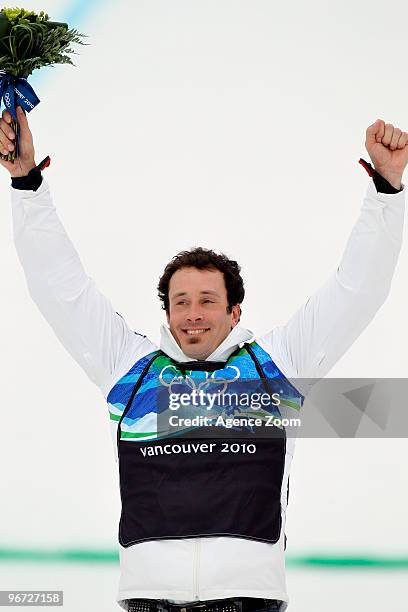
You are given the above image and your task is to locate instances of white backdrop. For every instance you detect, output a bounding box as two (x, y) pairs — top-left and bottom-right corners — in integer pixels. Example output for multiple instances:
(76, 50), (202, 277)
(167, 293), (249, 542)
(0, 1), (407, 610)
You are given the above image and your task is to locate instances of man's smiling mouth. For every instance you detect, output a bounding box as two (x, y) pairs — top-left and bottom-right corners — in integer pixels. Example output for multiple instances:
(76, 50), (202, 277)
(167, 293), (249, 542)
(182, 328), (210, 336)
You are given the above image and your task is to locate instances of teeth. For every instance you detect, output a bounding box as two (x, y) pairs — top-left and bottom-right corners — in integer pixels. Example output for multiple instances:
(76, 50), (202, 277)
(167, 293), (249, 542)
(186, 329), (208, 335)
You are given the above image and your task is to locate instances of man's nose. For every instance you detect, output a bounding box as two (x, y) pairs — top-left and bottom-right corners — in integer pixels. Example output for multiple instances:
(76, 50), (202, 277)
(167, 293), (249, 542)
(186, 305), (203, 322)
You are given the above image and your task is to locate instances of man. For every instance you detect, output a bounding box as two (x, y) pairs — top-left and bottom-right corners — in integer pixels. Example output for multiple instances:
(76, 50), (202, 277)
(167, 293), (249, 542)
(1, 106), (406, 612)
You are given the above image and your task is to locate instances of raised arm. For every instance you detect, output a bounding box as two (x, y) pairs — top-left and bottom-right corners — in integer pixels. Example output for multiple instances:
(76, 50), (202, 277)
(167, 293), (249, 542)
(257, 119), (407, 381)
(1, 107), (156, 396)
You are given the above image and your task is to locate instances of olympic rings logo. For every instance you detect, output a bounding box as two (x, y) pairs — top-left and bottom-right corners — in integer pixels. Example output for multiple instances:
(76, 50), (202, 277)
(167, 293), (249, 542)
(159, 365), (241, 395)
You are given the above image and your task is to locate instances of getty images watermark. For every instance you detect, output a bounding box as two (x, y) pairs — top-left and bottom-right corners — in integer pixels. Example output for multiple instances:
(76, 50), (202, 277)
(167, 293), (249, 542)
(167, 388), (302, 430)
(156, 378), (408, 438)
(155, 383), (304, 438)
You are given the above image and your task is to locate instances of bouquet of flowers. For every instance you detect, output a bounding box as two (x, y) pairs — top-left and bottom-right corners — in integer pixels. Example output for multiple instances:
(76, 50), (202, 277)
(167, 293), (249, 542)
(0, 7), (86, 162)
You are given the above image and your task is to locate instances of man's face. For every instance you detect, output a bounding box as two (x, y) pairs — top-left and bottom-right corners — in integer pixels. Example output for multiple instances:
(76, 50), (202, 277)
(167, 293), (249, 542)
(166, 266), (241, 360)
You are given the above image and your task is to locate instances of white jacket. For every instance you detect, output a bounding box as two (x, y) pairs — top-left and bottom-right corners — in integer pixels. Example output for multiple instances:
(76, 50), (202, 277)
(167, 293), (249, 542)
(10, 177), (405, 610)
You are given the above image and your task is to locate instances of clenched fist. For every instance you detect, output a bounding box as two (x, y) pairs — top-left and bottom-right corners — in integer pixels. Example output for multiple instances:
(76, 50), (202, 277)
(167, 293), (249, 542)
(0, 106), (36, 178)
(366, 119), (408, 190)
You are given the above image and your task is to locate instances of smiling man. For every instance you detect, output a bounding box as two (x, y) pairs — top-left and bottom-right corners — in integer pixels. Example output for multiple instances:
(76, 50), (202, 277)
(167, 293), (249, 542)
(160, 255), (242, 359)
(1, 107), (407, 612)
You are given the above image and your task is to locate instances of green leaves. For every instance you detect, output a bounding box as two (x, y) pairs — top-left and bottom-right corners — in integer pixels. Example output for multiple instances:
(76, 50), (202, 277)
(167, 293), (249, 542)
(1, 7), (49, 25)
(0, 7), (86, 77)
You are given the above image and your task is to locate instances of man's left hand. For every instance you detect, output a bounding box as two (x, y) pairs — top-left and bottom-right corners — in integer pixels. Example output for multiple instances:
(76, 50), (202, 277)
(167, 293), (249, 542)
(365, 119), (408, 189)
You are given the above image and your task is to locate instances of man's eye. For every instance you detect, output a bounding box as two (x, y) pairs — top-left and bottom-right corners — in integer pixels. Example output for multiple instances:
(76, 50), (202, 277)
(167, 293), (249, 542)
(176, 301), (186, 305)
(203, 299), (214, 303)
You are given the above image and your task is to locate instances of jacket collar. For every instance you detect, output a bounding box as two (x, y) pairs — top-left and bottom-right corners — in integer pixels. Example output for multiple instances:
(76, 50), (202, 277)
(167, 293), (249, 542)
(159, 323), (254, 363)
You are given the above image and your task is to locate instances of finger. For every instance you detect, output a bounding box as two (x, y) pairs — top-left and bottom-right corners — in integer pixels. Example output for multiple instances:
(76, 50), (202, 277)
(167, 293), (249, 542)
(16, 106), (33, 146)
(0, 144), (14, 155)
(366, 119), (384, 145)
(0, 140), (14, 154)
(16, 105), (29, 129)
(397, 131), (408, 149)
(2, 109), (12, 124)
(390, 127), (402, 150)
(0, 129), (14, 154)
(0, 118), (15, 139)
(375, 120), (385, 143)
(382, 123), (394, 146)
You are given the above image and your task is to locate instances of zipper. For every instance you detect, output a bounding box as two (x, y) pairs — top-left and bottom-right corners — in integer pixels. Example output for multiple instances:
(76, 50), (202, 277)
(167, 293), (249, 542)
(192, 538), (201, 600)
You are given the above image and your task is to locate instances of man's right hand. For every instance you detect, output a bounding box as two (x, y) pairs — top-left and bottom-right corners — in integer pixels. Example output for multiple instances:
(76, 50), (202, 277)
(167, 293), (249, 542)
(0, 106), (36, 177)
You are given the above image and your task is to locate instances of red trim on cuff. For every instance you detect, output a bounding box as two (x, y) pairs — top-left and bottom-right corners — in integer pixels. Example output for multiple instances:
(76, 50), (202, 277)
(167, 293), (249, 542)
(36, 156), (51, 172)
(358, 157), (373, 177)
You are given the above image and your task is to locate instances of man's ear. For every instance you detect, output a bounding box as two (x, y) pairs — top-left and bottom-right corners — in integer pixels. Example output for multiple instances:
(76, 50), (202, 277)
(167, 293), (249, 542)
(231, 304), (241, 328)
(166, 310), (170, 326)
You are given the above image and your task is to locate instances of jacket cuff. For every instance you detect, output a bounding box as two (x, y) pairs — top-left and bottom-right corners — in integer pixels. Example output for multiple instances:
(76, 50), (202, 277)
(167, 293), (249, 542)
(358, 158), (403, 194)
(11, 156), (51, 192)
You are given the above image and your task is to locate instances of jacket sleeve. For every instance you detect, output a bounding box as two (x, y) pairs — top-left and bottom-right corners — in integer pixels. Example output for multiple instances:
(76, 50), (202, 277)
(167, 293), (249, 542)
(11, 178), (156, 395)
(257, 178), (405, 381)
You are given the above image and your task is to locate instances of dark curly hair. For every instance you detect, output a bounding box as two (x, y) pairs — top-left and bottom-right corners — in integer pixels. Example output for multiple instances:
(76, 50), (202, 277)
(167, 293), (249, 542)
(158, 247), (245, 318)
